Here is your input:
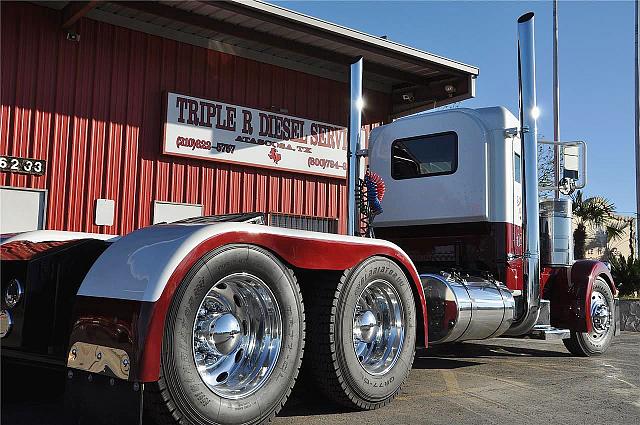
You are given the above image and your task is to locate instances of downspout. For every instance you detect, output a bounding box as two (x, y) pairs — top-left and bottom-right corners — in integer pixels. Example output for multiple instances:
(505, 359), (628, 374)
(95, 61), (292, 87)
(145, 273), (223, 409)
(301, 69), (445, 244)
(347, 57), (364, 236)
(505, 12), (541, 335)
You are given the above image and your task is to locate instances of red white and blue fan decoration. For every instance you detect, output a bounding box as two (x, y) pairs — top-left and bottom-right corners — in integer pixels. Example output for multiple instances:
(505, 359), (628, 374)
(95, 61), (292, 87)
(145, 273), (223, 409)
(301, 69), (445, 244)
(356, 170), (386, 237)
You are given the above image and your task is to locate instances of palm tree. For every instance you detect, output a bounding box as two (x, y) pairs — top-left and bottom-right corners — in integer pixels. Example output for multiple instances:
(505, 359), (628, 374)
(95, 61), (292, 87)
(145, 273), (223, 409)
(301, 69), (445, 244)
(571, 190), (617, 259)
(604, 217), (631, 258)
(609, 254), (640, 296)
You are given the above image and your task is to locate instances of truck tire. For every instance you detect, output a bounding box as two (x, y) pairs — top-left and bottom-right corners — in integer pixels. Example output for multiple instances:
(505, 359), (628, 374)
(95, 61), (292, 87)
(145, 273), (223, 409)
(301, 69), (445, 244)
(562, 277), (614, 357)
(146, 245), (305, 425)
(304, 256), (416, 410)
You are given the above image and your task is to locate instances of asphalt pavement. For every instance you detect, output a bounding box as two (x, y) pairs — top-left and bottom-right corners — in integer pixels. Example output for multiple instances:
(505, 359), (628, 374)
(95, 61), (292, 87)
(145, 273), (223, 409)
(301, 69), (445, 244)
(2, 333), (639, 425)
(277, 332), (640, 425)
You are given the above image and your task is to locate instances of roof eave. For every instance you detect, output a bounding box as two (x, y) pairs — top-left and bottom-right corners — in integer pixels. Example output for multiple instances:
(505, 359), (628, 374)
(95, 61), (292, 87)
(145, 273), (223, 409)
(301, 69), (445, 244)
(220, 0), (479, 77)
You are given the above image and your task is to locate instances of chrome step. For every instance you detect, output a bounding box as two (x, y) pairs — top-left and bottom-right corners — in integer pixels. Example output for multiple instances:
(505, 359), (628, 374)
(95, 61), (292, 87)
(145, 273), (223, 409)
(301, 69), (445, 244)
(527, 325), (570, 340)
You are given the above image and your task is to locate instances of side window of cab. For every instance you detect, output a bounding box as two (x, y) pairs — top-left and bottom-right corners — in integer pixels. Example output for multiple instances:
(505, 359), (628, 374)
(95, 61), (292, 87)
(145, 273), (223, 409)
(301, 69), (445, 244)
(391, 132), (458, 180)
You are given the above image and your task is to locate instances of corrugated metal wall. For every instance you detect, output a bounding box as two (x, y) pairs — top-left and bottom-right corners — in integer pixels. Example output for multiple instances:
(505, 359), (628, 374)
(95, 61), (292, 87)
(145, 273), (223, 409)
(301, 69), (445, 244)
(0, 2), (390, 235)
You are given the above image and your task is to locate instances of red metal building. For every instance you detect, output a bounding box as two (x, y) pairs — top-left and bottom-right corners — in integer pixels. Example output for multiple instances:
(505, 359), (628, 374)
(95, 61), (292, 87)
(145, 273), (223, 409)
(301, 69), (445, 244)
(0, 1), (477, 235)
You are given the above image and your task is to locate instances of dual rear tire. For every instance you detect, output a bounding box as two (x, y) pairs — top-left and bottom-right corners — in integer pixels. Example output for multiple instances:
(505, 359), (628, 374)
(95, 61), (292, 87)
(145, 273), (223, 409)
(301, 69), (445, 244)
(147, 247), (415, 425)
(303, 256), (416, 409)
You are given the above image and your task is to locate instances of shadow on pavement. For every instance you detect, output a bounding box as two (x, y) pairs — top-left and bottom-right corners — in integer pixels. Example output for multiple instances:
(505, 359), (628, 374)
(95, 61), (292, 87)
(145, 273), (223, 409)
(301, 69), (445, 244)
(412, 356), (482, 370)
(280, 340), (572, 417)
(420, 340), (572, 359)
(277, 369), (356, 418)
(1, 340), (574, 423)
(411, 340), (571, 370)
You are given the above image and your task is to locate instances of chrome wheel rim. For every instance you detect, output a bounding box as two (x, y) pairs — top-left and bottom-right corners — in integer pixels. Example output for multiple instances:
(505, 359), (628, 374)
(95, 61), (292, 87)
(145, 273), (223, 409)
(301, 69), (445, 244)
(192, 273), (282, 399)
(352, 279), (405, 375)
(588, 290), (611, 342)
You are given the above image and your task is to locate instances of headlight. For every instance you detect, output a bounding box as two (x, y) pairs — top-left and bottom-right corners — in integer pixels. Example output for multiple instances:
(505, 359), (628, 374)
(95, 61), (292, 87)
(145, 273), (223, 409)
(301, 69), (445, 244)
(4, 279), (23, 308)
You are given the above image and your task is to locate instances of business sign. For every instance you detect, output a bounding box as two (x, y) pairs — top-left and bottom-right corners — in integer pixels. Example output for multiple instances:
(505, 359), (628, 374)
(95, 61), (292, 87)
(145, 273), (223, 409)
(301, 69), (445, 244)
(163, 92), (348, 178)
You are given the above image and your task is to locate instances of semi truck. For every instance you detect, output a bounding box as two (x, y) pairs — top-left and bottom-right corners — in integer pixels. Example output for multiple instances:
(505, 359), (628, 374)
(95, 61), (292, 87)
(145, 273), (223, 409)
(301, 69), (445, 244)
(0, 12), (619, 425)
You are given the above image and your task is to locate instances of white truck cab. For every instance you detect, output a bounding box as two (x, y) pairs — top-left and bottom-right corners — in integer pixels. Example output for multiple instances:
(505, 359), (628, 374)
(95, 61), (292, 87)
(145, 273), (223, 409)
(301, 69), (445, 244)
(369, 106), (523, 231)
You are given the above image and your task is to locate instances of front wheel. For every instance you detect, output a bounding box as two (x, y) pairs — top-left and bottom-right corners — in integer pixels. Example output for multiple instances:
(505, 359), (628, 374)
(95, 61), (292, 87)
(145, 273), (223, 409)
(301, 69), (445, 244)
(146, 245), (305, 425)
(305, 257), (416, 410)
(563, 277), (615, 356)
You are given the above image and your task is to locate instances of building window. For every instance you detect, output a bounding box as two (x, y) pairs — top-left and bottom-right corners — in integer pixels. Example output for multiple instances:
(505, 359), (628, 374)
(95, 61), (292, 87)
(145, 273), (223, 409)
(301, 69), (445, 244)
(269, 213), (338, 234)
(391, 132), (458, 180)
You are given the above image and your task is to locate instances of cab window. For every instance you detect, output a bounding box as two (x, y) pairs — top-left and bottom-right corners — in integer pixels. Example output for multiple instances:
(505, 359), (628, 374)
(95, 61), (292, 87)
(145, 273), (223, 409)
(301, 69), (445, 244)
(514, 152), (522, 183)
(391, 132), (458, 180)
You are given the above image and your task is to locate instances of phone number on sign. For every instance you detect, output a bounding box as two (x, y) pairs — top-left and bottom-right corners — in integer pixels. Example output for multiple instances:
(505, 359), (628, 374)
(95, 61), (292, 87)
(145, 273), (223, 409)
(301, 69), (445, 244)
(175, 136), (236, 154)
(307, 157), (347, 171)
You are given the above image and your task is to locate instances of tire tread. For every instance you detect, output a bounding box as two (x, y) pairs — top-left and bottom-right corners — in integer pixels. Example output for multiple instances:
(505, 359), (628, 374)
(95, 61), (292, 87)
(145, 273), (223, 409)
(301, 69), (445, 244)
(303, 263), (414, 411)
(145, 245), (305, 425)
(562, 277), (614, 357)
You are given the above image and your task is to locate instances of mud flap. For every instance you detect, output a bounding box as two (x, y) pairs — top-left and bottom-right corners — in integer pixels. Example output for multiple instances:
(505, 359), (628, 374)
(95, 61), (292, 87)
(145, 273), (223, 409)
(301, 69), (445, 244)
(65, 369), (142, 425)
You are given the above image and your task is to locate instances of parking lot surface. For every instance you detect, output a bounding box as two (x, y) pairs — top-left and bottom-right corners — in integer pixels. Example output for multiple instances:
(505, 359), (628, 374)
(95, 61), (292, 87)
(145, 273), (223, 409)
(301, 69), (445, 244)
(3, 333), (639, 425)
(277, 332), (640, 425)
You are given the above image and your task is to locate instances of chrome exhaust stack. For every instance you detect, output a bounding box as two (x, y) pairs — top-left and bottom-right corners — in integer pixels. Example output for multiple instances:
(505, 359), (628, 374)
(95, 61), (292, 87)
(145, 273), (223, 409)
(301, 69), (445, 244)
(347, 57), (364, 236)
(505, 12), (541, 335)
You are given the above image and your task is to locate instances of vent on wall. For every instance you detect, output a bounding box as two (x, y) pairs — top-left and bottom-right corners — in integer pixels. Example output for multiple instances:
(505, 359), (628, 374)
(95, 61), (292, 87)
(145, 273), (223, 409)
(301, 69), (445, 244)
(269, 214), (338, 234)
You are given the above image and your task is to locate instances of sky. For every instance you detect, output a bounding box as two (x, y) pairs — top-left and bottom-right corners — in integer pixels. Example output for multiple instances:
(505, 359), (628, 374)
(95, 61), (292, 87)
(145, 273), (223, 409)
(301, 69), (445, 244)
(277, 0), (638, 216)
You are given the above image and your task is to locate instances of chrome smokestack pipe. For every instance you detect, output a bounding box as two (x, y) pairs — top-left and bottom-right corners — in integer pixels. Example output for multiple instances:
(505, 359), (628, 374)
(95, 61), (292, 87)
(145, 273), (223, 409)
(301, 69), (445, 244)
(347, 57), (363, 236)
(552, 0), (561, 198)
(506, 12), (541, 335)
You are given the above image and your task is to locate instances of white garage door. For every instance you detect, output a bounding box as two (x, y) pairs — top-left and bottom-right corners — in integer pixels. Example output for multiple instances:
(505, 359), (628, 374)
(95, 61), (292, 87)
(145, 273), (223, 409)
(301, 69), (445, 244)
(0, 187), (47, 233)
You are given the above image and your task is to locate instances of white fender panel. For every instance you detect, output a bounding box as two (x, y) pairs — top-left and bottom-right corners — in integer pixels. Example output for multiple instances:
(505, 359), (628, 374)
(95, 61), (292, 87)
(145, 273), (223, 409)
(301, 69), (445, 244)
(77, 222), (410, 302)
(1, 230), (119, 244)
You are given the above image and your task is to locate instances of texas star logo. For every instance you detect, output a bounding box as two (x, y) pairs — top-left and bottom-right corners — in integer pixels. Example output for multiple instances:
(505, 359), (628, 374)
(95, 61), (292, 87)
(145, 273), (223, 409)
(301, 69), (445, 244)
(268, 147), (282, 164)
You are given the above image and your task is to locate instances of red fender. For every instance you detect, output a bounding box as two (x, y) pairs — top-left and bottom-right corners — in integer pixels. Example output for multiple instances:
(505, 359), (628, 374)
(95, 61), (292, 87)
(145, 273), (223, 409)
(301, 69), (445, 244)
(0, 240), (76, 260)
(4, 229), (426, 383)
(132, 231), (427, 382)
(546, 260), (616, 333)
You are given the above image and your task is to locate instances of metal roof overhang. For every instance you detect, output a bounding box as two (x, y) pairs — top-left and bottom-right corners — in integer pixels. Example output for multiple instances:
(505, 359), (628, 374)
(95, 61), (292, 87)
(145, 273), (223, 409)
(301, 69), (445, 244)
(45, 0), (479, 118)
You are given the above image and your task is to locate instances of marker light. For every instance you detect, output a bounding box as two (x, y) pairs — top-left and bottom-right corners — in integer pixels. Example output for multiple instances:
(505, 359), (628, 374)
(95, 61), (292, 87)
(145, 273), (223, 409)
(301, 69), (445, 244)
(355, 97), (365, 111)
(4, 279), (23, 308)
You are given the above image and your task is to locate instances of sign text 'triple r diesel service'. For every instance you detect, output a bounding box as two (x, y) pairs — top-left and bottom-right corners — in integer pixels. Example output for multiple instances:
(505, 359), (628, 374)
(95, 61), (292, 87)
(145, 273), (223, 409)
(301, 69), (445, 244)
(163, 92), (348, 178)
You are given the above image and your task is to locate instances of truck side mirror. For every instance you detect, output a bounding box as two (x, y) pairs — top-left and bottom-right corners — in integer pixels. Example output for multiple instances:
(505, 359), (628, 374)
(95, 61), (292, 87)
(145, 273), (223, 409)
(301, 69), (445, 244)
(563, 144), (579, 180)
(539, 140), (587, 195)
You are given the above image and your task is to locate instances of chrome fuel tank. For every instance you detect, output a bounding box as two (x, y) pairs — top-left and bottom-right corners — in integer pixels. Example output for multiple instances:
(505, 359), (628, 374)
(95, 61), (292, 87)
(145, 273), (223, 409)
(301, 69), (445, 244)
(421, 273), (515, 344)
(539, 199), (573, 267)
